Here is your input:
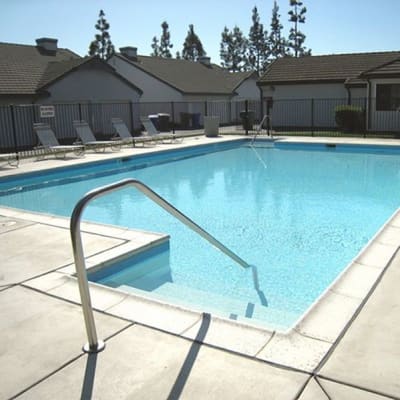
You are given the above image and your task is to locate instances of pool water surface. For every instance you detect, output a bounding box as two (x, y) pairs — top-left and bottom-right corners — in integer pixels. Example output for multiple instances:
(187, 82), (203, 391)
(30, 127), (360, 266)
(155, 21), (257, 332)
(1, 141), (400, 330)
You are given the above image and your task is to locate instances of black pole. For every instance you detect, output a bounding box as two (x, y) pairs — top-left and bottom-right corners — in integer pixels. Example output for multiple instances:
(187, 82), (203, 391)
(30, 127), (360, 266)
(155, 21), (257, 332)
(171, 102), (175, 134)
(364, 97), (367, 138)
(10, 105), (19, 159)
(78, 103), (83, 121)
(128, 101), (134, 131)
(204, 101), (208, 117)
(311, 98), (314, 137)
(245, 100), (249, 135)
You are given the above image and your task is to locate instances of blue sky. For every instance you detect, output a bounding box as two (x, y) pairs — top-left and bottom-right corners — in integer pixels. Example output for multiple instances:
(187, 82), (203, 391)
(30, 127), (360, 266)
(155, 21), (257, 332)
(1, 0), (399, 63)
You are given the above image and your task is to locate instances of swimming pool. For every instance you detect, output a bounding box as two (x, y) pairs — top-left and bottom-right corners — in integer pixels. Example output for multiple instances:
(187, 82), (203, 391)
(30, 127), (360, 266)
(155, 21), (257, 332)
(1, 140), (400, 330)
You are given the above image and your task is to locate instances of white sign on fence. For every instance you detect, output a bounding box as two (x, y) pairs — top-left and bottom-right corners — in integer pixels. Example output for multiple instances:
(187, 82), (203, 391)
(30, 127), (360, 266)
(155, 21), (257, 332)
(40, 105), (55, 118)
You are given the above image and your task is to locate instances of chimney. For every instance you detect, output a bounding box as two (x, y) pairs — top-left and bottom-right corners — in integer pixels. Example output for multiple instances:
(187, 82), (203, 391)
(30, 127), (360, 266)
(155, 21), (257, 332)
(120, 46), (138, 61)
(198, 56), (211, 67)
(36, 37), (58, 52)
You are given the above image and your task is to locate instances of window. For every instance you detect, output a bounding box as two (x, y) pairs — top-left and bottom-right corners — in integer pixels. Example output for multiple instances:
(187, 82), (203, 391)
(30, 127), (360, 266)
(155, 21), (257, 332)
(376, 84), (400, 111)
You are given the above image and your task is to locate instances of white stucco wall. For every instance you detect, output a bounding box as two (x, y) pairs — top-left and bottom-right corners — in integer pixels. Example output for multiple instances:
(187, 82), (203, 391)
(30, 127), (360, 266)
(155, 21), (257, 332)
(261, 82), (348, 100)
(349, 87), (367, 100)
(369, 78), (400, 131)
(108, 56), (183, 103)
(234, 77), (260, 100)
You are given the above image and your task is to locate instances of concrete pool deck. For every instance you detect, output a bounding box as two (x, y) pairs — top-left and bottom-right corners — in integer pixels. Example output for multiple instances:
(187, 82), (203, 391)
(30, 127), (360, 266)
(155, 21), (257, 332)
(1, 135), (400, 399)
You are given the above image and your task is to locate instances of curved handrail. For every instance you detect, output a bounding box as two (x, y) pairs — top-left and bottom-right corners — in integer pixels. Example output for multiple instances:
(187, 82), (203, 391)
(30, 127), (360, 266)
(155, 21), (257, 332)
(70, 178), (250, 353)
(251, 114), (271, 144)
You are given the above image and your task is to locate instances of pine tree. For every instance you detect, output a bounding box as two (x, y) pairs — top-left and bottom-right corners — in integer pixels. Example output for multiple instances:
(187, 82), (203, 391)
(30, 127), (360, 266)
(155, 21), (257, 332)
(182, 24), (206, 61)
(288, 0), (311, 57)
(220, 27), (233, 69)
(88, 9), (115, 59)
(151, 21), (174, 58)
(220, 26), (248, 72)
(151, 36), (160, 57)
(268, 1), (286, 61)
(248, 6), (269, 75)
(159, 21), (173, 58)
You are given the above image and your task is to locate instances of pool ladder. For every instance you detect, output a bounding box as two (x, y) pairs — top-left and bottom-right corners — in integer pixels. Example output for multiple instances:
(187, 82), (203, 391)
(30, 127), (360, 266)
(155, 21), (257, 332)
(70, 178), (253, 353)
(251, 115), (273, 145)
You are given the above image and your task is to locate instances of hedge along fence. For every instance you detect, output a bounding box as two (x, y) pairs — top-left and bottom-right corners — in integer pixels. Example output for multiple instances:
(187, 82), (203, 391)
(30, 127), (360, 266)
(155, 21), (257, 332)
(334, 105), (365, 133)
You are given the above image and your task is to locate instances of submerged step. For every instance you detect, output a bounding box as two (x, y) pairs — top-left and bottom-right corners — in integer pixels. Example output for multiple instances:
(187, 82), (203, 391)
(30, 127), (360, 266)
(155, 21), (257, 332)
(118, 280), (298, 330)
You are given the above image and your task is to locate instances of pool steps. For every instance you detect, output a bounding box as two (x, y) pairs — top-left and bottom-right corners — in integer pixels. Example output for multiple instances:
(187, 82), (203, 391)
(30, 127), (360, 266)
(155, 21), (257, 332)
(117, 280), (297, 330)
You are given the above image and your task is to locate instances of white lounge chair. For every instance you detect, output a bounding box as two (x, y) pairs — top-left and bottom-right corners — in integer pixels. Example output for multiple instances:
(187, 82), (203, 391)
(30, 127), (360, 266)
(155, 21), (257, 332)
(140, 117), (183, 144)
(111, 118), (136, 147)
(73, 120), (121, 152)
(33, 123), (85, 159)
(0, 152), (19, 167)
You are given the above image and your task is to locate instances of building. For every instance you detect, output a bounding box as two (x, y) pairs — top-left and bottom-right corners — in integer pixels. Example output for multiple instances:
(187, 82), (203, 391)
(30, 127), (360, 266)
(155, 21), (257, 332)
(108, 47), (260, 127)
(0, 38), (142, 105)
(258, 51), (400, 132)
(0, 38), (142, 149)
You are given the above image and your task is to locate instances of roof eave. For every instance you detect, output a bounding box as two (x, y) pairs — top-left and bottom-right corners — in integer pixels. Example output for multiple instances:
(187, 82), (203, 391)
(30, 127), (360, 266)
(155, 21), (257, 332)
(184, 91), (234, 96)
(361, 72), (400, 79)
(258, 78), (348, 86)
(39, 56), (143, 95)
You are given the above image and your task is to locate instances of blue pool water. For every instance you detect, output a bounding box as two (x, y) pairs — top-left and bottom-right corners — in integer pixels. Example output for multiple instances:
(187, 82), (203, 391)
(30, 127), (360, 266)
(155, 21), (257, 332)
(1, 140), (400, 330)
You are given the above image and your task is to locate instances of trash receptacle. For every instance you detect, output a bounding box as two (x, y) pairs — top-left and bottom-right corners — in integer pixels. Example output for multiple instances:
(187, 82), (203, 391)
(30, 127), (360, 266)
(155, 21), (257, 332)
(204, 116), (219, 137)
(148, 114), (159, 130)
(191, 113), (201, 129)
(157, 113), (170, 132)
(180, 112), (191, 129)
(240, 110), (255, 130)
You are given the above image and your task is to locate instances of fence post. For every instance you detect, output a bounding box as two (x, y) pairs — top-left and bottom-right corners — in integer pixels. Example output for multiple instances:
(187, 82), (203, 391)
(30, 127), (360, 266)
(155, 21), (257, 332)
(245, 99), (249, 135)
(204, 101), (208, 117)
(31, 103), (39, 148)
(311, 98), (314, 137)
(88, 101), (93, 128)
(10, 105), (19, 159)
(364, 97), (367, 138)
(129, 101), (134, 132)
(171, 102), (175, 134)
(78, 103), (82, 121)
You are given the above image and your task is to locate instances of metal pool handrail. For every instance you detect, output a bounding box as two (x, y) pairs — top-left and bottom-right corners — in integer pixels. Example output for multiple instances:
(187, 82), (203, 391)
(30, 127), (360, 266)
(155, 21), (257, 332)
(251, 114), (270, 144)
(70, 178), (250, 353)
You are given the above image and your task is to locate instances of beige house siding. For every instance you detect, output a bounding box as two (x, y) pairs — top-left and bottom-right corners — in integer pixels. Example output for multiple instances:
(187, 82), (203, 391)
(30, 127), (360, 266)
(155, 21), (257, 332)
(40, 68), (141, 103)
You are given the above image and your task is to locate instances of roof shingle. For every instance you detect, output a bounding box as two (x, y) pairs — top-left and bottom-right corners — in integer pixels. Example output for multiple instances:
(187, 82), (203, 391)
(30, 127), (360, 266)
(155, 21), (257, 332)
(116, 54), (255, 95)
(0, 42), (79, 95)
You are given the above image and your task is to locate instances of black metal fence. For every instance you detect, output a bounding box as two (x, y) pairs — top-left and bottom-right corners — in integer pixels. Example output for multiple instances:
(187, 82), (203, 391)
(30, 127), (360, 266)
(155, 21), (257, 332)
(1, 97), (399, 154)
(0, 100), (259, 153)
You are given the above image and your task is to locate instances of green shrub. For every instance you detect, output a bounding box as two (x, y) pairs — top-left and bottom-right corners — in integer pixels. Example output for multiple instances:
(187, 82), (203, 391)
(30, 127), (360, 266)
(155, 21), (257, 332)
(335, 105), (365, 133)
